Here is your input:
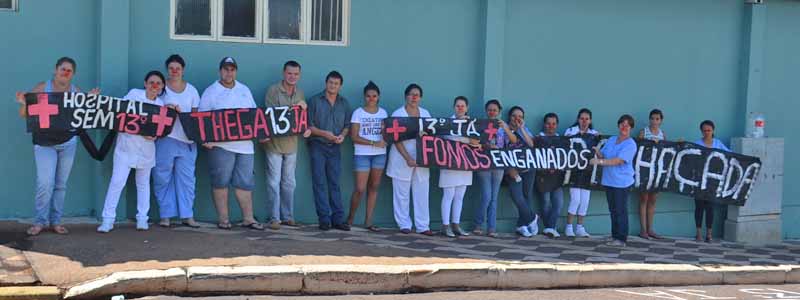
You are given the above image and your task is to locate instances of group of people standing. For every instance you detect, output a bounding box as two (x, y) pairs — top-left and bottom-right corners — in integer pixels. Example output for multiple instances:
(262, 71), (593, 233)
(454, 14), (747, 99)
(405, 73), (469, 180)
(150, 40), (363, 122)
(16, 56), (731, 247)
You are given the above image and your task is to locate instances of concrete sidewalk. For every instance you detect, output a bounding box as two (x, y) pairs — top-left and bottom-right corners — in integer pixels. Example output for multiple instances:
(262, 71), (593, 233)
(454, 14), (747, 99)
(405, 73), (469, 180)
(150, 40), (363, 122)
(2, 220), (800, 299)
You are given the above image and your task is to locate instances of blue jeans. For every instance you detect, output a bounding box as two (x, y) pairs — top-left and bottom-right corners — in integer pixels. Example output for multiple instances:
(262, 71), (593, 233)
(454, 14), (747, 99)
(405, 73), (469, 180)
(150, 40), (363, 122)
(265, 151), (298, 222)
(508, 172), (535, 227)
(153, 138), (197, 219)
(474, 169), (503, 231)
(539, 188), (564, 229)
(33, 137), (78, 226)
(309, 140), (344, 226)
(605, 186), (631, 242)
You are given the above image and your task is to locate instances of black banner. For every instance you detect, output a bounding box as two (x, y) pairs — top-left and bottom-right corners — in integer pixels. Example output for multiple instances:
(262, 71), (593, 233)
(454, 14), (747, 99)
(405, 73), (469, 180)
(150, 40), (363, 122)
(25, 92), (177, 137)
(383, 117), (500, 143)
(178, 106), (308, 143)
(417, 135), (761, 206)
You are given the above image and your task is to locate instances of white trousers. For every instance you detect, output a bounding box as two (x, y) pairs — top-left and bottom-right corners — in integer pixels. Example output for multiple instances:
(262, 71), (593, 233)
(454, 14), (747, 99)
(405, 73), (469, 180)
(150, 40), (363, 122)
(441, 185), (467, 225)
(102, 163), (152, 221)
(392, 173), (430, 232)
(567, 187), (591, 216)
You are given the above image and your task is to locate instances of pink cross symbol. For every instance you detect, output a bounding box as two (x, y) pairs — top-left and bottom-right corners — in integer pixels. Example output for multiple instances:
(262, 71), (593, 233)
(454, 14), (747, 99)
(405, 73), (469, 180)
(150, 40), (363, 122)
(385, 119), (408, 141)
(483, 121), (498, 141)
(29, 94), (59, 129)
(151, 106), (175, 136)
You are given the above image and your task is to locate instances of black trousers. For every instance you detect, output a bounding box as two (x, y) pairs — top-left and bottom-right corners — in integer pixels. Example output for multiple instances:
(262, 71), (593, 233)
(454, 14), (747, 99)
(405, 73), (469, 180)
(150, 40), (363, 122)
(694, 199), (714, 229)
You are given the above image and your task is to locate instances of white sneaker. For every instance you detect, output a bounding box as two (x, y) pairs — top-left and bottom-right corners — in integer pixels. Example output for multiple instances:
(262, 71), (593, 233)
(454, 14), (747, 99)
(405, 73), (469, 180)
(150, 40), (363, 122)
(544, 228), (561, 238)
(516, 225), (533, 237)
(575, 226), (591, 237)
(136, 219), (149, 231)
(97, 220), (114, 233)
(565, 225), (576, 237)
(527, 214), (539, 236)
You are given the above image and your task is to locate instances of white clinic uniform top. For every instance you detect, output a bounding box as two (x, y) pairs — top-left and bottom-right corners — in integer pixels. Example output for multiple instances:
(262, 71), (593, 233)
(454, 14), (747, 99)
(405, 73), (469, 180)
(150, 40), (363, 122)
(198, 80), (256, 154)
(114, 89), (164, 169)
(564, 126), (598, 136)
(438, 115), (473, 188)
(163, 83), (200, 144)
(386, 106), (431, 181)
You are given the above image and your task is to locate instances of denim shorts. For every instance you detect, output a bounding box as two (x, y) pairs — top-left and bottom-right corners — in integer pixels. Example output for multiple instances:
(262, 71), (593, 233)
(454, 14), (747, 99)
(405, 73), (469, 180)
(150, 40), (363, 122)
(208, 147), (255, 191)
(353, 154), (386, 172)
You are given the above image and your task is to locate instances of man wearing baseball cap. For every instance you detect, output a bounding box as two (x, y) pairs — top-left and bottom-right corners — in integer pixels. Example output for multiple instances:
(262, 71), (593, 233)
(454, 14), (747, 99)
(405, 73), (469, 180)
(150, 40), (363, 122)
(198, 57), (263, 230)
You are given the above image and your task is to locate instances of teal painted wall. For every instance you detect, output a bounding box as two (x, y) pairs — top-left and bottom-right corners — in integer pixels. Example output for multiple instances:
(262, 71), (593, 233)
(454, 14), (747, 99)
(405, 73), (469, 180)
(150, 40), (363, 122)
(1, 0), (796, 238)
(501, 0), (745, 237)
(0, 0), (101, 219)
(761, 0), (800, 239)
(126, 0), (486, 227)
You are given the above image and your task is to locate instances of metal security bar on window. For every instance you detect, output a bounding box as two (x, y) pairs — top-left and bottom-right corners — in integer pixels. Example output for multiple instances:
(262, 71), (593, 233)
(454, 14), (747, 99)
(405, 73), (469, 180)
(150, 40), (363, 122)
(311, 0), (342, 42)
(174, 0), (212, 36)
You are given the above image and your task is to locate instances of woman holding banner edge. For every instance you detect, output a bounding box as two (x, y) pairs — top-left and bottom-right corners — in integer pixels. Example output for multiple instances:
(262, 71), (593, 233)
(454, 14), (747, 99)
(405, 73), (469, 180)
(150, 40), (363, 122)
(473, 99), (517, 237)
(694, 120), (729, 243)
(591, 114), (637, 247)
(386, 83), (434, 236)
(15, 57), (100, 236)
(97, 71), (174, 233)
(153, 54), (201, 228)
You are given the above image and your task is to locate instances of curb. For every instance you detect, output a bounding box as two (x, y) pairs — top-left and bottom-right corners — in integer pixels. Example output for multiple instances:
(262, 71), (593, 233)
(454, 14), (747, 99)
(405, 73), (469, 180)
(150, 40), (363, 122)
(61, 263), (800, 299)
(0, 286), (60, 300)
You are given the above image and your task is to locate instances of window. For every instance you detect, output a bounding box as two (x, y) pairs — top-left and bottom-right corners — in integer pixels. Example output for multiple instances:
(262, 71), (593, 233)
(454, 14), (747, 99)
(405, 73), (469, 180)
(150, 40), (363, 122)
(171, 0), (349, 46)
(0, 0), (17, 11)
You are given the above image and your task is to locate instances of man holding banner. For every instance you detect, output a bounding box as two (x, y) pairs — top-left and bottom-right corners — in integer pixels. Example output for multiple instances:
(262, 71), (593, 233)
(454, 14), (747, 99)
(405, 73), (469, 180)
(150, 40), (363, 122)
(307, 71), (352, 231)
(198, 57), (263, 230)
(261, 60), (311, 230)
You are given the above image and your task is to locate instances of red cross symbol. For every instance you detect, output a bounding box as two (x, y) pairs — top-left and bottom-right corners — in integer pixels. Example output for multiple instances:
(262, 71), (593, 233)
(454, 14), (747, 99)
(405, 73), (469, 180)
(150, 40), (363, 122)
(385, 119), (408, 141)
(151, 106), (175, 136)
(29, 94), (59, 129)
(483, 121), (498, 141)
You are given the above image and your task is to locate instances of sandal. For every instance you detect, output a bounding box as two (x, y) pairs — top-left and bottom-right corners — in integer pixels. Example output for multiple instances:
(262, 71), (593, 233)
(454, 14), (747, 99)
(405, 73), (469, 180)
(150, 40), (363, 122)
(638, 233), (651, 240)
(366, 225), (381, 232)
(182, 218), (201, 228)
(217, 221), (232, 230)
(26, 225), (44, 236)
(241, 222), (264, 230)
(52, 225), (69, 235)
(648, 232), (664, 240)
(159, 219), (171, 228)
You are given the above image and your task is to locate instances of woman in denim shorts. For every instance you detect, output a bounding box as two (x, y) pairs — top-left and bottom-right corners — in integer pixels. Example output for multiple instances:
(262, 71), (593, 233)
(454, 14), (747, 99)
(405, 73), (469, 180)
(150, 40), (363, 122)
(346, 81), (387, 232)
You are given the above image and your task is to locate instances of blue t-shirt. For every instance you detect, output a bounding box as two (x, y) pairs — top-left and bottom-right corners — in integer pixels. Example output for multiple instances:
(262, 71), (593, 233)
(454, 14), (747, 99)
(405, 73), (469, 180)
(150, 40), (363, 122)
(600, 135), (637, 188)
(694, 138), (730, 151)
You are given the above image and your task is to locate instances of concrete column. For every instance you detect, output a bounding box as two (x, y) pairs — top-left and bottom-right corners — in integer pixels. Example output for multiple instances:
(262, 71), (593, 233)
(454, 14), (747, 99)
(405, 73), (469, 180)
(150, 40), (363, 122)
(725, 138), (783, 244)
(481, 0), (506, 102)
(740, 3), (766, 136)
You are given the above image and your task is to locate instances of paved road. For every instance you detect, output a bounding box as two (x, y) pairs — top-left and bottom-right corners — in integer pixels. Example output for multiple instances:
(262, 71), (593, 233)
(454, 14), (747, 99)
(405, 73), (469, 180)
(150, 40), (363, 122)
(143, 285), (800, 300)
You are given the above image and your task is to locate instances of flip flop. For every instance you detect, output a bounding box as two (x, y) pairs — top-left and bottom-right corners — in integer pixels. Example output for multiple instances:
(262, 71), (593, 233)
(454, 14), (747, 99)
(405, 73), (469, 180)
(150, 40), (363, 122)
(366, 225), (381, 232)
(241, 222), (264, 230)
(217, 221), (232, 230)
(52, 225), (69, 235)
(26, 225), (44, 236)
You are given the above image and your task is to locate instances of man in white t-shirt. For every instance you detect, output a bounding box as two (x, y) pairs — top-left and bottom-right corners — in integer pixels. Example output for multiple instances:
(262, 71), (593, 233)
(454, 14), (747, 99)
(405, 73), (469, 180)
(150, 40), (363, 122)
(198, 57), (263, 230)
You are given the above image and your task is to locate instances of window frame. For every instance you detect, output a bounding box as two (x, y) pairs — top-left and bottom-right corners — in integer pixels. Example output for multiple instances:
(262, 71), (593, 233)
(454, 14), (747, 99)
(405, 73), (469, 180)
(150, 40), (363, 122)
(169, 0), (349, 46)
(218, 0), (263, 43)
(0, 0), (18, 12)
(170, 0), (217, 41)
